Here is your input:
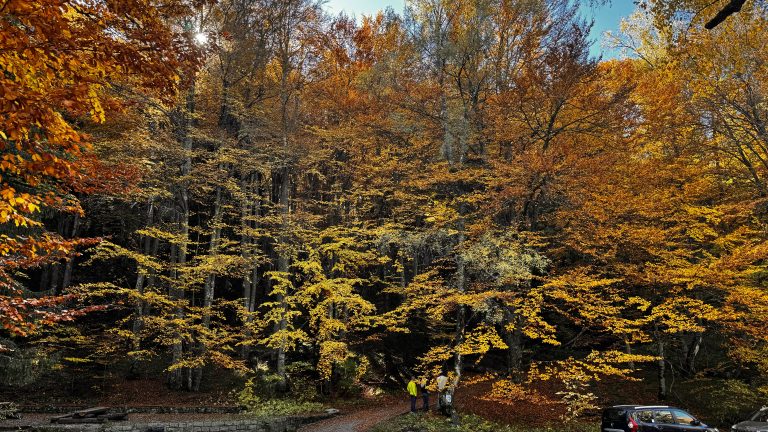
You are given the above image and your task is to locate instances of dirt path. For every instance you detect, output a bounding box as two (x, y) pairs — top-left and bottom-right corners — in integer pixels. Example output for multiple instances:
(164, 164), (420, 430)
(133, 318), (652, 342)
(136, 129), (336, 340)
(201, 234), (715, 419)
(298, 403), (407, 432)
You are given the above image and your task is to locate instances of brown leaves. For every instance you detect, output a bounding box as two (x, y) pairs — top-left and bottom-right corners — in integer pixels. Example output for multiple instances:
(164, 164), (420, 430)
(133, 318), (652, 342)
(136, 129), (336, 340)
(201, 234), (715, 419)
(0, 0), (203, 334)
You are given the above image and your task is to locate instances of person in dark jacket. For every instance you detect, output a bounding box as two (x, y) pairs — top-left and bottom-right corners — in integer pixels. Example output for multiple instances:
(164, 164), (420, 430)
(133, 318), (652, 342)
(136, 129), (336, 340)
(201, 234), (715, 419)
(419, 378), (430, 411)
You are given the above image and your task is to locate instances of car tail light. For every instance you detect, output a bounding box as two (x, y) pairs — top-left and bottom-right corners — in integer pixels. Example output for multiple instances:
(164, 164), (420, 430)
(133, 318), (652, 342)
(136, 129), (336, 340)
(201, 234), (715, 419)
(628, 417), (639, 432)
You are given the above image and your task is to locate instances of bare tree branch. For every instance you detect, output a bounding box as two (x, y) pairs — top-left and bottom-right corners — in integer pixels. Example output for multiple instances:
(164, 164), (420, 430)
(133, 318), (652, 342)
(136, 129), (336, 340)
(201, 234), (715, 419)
(705, 0), (748, 29)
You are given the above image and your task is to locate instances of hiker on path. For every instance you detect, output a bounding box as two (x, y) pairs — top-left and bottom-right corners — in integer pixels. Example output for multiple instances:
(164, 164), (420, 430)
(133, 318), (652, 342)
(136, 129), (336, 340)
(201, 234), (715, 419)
(407, 376), (418, 413)
(436, 371), (449, 412)
(419, 378), (430, 411)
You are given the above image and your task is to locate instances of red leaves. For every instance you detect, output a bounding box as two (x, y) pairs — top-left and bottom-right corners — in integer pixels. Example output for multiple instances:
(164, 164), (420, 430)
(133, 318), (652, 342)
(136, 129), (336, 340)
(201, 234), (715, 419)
(0, 293), (107, 337)
(1, 0), (204, 334)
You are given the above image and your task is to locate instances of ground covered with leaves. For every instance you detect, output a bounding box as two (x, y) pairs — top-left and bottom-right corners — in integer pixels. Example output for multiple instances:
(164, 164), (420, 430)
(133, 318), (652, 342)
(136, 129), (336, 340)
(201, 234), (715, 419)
(370, 413), (597, 432)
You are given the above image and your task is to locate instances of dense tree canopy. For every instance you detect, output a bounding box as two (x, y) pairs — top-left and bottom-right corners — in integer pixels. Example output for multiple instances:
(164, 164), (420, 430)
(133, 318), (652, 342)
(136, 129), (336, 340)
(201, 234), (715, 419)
(0, 0), (204, 338)
(2, 0), (768, 419)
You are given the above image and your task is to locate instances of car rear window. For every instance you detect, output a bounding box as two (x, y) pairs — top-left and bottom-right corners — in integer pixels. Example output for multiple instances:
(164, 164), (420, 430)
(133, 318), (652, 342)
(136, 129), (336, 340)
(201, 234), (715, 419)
(604, 408), (627, 422)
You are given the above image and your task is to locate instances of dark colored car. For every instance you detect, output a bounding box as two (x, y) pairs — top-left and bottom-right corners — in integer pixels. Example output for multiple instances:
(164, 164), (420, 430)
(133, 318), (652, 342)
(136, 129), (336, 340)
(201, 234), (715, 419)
(602, 405), (718, 432)
(732, 407), (768, 432)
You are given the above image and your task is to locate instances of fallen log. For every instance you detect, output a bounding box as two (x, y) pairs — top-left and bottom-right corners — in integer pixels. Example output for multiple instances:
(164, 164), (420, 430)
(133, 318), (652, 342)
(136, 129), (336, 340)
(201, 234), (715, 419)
(50, 406), (125, 423)
(97, 413), (128, 421)
(72, 407), (109, 418)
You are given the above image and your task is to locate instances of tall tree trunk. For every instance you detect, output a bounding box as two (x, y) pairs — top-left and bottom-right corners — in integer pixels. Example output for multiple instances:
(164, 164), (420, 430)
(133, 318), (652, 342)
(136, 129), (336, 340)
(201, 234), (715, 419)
(130, 204), (153, 376)
(440, 90), (452, 164)
(170, 79), (195, 390)
(625, 338), (635, 371)
(50, 217), (65, 294)
(432, 8), (451, 166)
(451, 224), (466, 427)
(61, 214), (80, 290)
(657, 337), (667, 400)
(38, 265), (50, 292)
(169, 240), (183, 389)
(685, 332), (703, 376)
(275, 166), (290, 391)
(504, 311), (523, 379)
(193, 183), (223, 391)
(133, 202), (154, 335)
(49, 263), (61, 294)
(274, 27), (293, 390)
(147, 237), (160, 289)
(241, 173), (260, 360)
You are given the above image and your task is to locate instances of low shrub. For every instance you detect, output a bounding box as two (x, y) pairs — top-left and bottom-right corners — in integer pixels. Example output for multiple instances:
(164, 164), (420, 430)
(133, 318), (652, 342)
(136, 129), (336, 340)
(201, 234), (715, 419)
(677, 379), (766, 426)
(370, 413), (598, 432)
(238, 377), (324, 417)
(240, 396), (325, 418)
(0, 341), (58, 387)
(0, 402), (19, 420)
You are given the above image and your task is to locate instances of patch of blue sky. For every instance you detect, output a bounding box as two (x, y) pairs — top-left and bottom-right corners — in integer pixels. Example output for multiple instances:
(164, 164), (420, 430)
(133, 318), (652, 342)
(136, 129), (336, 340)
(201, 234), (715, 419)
(580, 1), (638, 59)
(323, 0), (637, 59)
(324, 0), (406, 17)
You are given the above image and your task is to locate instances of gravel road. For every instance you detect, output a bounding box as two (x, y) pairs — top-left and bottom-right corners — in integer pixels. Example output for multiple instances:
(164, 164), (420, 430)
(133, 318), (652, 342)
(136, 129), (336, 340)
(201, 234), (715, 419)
(298, 403), (407, 432)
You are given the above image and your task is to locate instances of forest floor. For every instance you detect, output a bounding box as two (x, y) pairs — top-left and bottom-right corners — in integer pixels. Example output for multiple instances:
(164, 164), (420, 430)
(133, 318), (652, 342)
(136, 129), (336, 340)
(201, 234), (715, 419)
(1, 376), (236, 408)
(0, 372), (661, 431)
(297, 376), (596, 432)
(0, 413), (249, 430)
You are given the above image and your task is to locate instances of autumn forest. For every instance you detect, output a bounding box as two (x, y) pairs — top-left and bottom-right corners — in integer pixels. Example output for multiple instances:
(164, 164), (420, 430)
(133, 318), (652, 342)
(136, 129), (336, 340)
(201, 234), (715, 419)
(2, 0), (768, 429)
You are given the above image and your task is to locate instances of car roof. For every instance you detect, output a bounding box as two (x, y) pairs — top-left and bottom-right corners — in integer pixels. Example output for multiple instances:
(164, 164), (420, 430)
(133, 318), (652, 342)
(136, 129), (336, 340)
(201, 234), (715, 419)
(609, 405), (672, 410)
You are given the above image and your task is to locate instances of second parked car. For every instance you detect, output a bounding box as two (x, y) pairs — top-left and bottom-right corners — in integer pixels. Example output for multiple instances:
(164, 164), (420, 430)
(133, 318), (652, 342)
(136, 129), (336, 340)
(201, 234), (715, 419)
(602, 405), (718, 432)
(731, 407), (768, 432)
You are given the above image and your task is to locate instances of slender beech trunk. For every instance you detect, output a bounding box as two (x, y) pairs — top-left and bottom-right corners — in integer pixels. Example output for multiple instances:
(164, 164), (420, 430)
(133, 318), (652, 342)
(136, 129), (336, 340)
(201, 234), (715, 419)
(505, 311), (523, 379)
(241, 173), (261, 360)
(275, 166), (290, 390)
(685, 332), (703, 375)
(241, 175), (253, 312)
(169, 240), (182, 389)
(433, 11), (451, 166)
(451, 224), (466, 428)
(39, 266), (50, 292)
(274, 30), (292, 389)
(130, 204), (153, 375)
(400, 253), (407, 289)
(250, 265), (259, 312)
(625, 338), (635, 371)
(240, 174), (254, 360)
(133, 202), (154, 335)
(49, 218), (65, 294)
(440, 90), (452, 164)
(193, 183), (222, 391)
(657, 336), (667, 400)
(170, 79), (195, 390)
(49, 263), (61, 294)
(62, 214), (80, 290)
(147, 237), (159, 289)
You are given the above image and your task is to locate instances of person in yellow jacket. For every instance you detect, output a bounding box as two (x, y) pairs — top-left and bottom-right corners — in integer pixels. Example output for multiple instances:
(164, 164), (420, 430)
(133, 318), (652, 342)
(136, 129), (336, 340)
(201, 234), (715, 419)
(407, 376), (418, 413)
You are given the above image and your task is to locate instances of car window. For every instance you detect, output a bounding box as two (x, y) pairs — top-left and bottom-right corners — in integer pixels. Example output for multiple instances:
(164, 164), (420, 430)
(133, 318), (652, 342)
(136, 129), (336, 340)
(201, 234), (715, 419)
(751, 409), (768, 422)
(634, 410), (654, 423)
(655, 410), (674, 424)
(604, 409), (626, 422)
(672, 409), (696, 425)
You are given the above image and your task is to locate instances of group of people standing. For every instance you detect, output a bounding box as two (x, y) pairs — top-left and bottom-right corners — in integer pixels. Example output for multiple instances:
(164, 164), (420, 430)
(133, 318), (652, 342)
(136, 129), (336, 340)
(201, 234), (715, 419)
(406, 372), (452, 415)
